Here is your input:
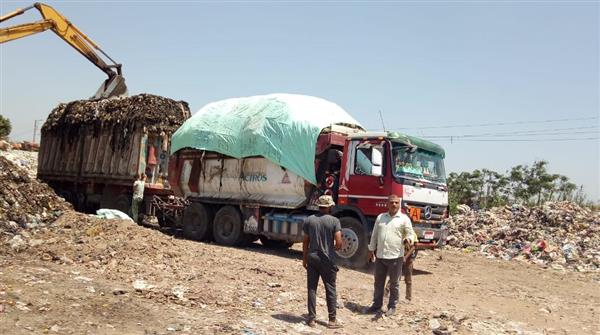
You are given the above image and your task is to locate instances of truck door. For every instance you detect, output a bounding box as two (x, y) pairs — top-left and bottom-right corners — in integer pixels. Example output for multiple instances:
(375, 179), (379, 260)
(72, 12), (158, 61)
(338, 139), (391, 217)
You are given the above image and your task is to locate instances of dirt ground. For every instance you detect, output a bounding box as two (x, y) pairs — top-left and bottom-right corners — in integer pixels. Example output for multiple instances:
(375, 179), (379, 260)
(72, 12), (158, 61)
(1, 211), (598, 335)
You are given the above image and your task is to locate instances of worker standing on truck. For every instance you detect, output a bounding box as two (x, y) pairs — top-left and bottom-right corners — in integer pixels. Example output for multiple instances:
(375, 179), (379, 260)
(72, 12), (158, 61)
(131, 173), (146, 222)
(302, 195), (344, 329)
(366, 194), (415, 317)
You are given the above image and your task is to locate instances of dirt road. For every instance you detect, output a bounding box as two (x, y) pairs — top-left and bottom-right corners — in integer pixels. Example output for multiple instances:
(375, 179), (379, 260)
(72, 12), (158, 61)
(1, 212), (598, 335)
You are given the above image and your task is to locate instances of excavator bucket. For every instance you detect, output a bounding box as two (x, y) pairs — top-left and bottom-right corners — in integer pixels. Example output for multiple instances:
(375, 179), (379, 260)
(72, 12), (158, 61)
(93, 74), (128, 100)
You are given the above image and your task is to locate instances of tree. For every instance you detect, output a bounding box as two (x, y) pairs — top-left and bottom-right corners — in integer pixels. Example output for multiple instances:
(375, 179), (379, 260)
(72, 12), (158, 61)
(0, 115), (11, 139)
(449, 161), (588, 210)
(528, 161), (558, 205)
(448, 171), (479, 213)
(556, 176), (577, 201)
(481, 169), (508, 208)
(509, 165), (528, 203)
(573, 186), (588, 205)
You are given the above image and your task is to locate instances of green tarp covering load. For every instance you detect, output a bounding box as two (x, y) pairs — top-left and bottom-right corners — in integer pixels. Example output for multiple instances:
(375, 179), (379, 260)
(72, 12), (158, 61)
(171, 93), (364, 184)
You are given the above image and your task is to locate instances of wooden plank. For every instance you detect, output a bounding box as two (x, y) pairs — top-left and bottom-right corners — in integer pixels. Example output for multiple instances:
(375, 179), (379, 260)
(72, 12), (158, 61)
(101, 133), (113, 175)
(88, 134), (98, 174)
(93, 134), (107, 173)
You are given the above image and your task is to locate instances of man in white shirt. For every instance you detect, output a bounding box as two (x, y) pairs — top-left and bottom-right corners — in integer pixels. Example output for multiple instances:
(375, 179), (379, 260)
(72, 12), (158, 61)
(365, 194), (415, 316)
(131, 173), (146, 223)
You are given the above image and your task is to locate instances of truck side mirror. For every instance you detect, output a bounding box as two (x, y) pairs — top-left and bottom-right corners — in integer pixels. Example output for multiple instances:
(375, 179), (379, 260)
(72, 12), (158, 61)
(371, 148), (382, 177)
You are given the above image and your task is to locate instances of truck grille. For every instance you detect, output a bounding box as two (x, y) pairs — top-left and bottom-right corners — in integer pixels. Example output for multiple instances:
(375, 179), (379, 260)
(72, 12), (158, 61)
(403, 201), (445, 223)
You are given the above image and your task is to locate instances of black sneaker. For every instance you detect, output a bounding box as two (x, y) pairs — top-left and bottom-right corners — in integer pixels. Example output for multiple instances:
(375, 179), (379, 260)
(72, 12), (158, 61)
(385, 307), (396, 316)
(364, 305), (382, 314)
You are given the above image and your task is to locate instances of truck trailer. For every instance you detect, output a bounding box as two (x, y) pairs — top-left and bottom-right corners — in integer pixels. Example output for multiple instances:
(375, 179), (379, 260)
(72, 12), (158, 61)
(168, 94), (449, 268)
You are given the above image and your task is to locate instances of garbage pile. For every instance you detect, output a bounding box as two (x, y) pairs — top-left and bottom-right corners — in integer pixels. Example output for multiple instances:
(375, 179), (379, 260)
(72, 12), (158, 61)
(0, 140), (40, 152)
(0, 149), (38, 178)
(0, 156), (71, 250)
(42, 94), (190, 149)
(446, 202), (600, 272)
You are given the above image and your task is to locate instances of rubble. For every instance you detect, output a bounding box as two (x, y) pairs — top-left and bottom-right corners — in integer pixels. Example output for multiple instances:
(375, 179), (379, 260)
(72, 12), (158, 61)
(42, 94), (190, 149)
(446, 202), (600, 272)
(0, 156), (71, 228)
(0, 141), (39, 152)
(0, 149), (38, 178)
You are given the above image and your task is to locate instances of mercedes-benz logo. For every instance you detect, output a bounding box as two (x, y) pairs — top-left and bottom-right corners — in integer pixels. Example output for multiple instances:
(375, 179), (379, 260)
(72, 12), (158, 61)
(424, 206), (432, 220)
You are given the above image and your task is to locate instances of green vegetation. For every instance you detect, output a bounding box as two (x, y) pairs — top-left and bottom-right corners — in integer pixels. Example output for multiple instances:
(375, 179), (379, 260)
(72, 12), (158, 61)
(448, 160), (591, 213)
(0, 115), (11, 139)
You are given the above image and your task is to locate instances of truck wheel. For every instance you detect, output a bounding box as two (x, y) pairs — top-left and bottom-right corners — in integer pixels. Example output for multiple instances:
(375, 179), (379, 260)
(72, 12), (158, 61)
(183, 202), (213, 241)
(213, 206), (245, 246)
(259, 236), (294, 249)
(336, 217), (368, 269)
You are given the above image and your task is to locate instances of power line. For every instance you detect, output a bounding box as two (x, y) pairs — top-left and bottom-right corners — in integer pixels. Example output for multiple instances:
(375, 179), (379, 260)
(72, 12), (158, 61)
(382, 116), (598, 131)
(423, 130), (599, 139)
(421, 126), (598, 139)
(434, 137), (599, 142)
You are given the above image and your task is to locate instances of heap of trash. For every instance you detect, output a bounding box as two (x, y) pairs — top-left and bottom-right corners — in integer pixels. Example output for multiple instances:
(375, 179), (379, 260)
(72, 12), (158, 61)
(0, 149), (38, 178)
(0, 140), (39, 152)
(446, 202), (600, 272)
(0, 155), (71, 250)
(42, 94), (190, 149)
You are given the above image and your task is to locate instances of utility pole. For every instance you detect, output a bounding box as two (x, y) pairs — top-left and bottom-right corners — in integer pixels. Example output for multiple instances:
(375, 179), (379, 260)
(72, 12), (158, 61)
(32, 119), (43, 143)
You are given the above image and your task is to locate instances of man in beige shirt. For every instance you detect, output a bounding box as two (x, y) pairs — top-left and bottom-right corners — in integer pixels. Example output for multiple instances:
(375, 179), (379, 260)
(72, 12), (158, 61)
(131, 173), (146, 223)
(365, 194), (415, 316)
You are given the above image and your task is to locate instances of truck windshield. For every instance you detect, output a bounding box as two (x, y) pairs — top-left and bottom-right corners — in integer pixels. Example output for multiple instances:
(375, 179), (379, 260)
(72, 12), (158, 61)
(392, 144), (446, 183)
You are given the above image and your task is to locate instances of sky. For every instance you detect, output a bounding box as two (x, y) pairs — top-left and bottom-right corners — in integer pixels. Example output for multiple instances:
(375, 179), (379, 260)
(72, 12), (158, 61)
(1, 0), (598, 201)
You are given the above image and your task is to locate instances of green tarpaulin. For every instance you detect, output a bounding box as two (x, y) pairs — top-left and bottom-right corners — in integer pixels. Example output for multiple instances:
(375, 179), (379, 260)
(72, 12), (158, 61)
(171, 94), (363, 184)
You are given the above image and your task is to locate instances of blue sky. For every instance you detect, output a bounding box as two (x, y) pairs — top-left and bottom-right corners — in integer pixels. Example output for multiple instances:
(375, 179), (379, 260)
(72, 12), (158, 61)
(1, 1), (598, 200)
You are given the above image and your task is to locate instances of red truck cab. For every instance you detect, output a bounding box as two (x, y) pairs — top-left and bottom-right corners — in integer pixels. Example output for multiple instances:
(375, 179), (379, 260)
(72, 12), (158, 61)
(326, 131), (449, 267)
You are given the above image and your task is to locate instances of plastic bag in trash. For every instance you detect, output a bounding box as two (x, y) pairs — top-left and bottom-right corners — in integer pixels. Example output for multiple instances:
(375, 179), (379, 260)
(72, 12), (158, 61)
(95, 208), (133, 221)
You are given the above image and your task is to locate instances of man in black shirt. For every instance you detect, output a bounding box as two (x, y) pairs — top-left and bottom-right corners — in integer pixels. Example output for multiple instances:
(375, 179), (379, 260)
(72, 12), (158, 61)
(302, 195), (343, 329)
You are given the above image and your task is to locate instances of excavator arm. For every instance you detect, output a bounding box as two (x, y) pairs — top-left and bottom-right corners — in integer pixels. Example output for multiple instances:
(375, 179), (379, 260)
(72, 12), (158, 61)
(0, 3), (127, 99)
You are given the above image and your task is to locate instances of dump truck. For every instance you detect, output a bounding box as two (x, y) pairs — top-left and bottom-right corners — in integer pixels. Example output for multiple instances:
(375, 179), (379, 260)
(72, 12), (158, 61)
(37, 94), (190, 220)
(168, 94), (449, 268)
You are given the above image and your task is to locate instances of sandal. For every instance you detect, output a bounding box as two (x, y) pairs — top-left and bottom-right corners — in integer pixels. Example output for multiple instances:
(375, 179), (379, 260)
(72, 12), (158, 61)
(327, 320), (343, 329)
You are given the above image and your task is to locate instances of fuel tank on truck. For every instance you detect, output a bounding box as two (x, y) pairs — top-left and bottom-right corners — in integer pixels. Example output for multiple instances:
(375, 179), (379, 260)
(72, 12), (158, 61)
(173, 151), (309, 209)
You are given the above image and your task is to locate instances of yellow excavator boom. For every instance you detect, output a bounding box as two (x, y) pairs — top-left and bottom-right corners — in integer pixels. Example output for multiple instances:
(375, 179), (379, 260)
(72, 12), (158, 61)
(0, 3), (127, 99)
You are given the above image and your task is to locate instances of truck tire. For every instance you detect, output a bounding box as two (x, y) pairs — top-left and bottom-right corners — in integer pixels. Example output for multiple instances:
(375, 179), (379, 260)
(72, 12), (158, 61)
(183, 202), (213, 241)
(213, 206), (245, 246)
(259, 236), (294, 249)
(336, 216), (368, 269)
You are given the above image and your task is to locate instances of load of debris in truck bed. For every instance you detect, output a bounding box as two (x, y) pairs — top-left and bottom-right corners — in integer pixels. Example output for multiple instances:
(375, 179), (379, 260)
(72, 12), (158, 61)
(42, 94), (190, 148)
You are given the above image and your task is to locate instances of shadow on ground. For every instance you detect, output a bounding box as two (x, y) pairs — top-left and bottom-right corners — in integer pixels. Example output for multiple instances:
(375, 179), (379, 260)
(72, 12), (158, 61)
(271, 313), (306, 324)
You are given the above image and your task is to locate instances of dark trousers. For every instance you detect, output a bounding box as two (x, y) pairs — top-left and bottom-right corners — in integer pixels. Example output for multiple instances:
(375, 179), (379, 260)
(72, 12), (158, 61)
(373, 257), (403, 309)
(307, 252), (337, 321)
(402, 258), (413, 300)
